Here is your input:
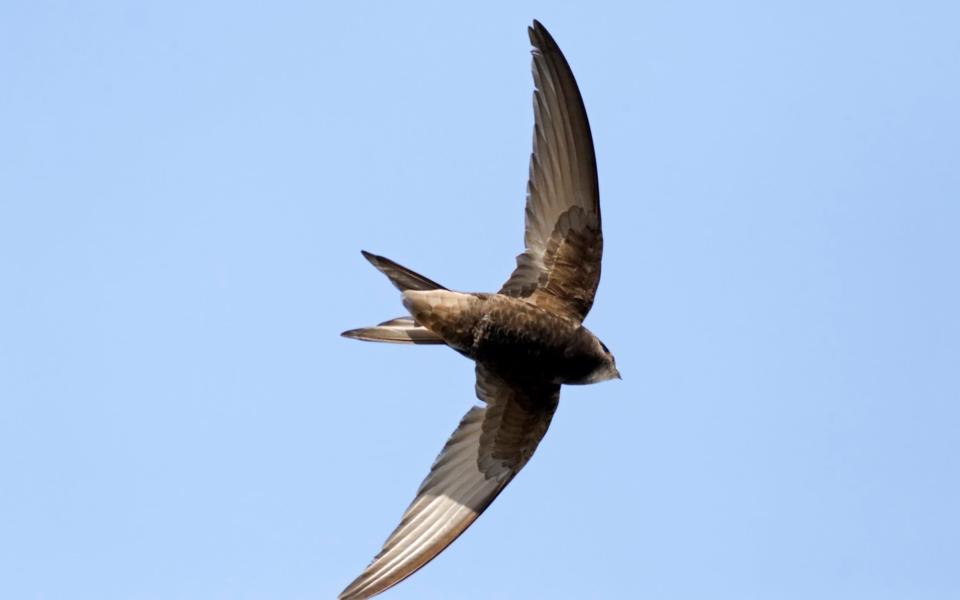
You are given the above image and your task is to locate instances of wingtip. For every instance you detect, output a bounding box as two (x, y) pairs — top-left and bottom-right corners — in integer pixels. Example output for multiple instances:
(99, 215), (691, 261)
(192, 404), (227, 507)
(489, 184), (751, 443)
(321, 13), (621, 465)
(528, 19), (559, 52)
(337, 587), (361, 600)
(337, 571), (392, 600)
(336, 587), (357, 600)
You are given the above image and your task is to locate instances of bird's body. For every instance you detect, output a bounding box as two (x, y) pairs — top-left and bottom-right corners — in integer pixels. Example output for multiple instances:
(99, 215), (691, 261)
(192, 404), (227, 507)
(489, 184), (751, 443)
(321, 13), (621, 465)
(338, 20), (617, 599)
(403, 290), (615, 386)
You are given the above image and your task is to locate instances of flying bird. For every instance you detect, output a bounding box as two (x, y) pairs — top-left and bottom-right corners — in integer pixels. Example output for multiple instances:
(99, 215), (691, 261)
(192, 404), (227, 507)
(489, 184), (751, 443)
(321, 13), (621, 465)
(339, 20), (619, 599)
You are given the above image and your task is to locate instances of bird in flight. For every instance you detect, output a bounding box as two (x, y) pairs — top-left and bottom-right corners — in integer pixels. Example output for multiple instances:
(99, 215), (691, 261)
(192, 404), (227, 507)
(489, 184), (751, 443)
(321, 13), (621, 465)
(339, 20), (619, 599)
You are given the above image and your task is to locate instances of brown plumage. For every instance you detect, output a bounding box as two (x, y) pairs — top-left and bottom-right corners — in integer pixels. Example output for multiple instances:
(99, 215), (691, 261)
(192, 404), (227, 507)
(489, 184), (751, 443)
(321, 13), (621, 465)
(339, 20), (619, 599)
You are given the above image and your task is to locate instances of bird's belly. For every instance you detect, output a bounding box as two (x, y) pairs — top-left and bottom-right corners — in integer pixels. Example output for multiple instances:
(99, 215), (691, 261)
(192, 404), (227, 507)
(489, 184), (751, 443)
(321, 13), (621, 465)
(467, 298), (593, 384)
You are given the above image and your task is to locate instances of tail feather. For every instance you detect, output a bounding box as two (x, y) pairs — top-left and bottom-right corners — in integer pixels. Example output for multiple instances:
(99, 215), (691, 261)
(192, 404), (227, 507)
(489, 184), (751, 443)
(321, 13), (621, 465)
(341, 316), (445, 345)
(361, 251), (446, 292)
(342, 252), (448, 345)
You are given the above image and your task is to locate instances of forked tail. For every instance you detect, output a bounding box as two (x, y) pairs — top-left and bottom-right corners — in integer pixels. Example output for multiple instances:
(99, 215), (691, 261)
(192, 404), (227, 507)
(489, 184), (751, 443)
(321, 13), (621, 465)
(340, 251), (446, 345)
(359, 250), (446, 292)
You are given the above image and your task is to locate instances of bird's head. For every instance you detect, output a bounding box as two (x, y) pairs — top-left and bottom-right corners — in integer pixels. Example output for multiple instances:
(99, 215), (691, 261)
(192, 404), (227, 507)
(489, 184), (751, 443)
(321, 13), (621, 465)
(566, 332), (620, 384)
(591, 338), (621, 382)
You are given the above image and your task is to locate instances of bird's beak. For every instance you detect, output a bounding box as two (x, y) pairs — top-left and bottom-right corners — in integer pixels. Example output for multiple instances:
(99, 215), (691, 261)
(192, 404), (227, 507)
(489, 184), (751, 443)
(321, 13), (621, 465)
(615, 368), (622, 380)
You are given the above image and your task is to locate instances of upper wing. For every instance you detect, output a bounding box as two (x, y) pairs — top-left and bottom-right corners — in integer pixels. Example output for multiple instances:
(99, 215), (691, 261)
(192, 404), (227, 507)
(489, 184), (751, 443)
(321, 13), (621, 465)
(338, 365), (560, 599)
(499, 20), (602, 322)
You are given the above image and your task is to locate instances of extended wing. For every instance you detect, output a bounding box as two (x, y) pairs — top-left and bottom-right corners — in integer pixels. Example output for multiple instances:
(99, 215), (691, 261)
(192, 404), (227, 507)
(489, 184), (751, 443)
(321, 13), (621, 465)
(338, 366), (559, 599)
(499, 20), (602, 322)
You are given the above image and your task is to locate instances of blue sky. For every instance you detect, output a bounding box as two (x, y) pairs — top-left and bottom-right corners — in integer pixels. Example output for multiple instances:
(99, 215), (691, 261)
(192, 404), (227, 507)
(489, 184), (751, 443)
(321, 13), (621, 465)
(2, 2), (958, 599)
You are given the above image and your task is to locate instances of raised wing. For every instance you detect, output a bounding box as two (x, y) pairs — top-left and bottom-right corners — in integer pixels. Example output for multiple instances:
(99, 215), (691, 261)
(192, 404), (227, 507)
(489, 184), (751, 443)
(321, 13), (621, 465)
(499, 20), (602, 322)
(338, 365), (559, 599)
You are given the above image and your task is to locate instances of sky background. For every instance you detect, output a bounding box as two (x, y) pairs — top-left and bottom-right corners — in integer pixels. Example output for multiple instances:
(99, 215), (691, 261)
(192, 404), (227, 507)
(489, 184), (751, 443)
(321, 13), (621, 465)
(2, 1), (959, 599)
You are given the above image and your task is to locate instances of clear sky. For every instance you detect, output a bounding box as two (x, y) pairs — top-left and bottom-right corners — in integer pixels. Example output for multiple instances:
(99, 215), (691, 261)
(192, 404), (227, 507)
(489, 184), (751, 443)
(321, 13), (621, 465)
(2, 2), (958, 599)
